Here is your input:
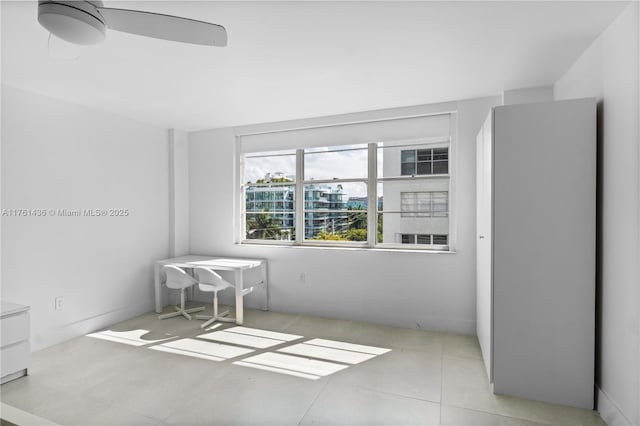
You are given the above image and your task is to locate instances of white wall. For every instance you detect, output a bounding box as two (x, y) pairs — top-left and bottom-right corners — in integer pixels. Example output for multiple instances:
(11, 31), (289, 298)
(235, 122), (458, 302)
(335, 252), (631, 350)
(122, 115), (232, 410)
(189, 96), (501, 334)
(554, 3), (640, 424)
(169, 129), (190, 257)
(503, 85), (553, 105)
(1, 85), (170, 351)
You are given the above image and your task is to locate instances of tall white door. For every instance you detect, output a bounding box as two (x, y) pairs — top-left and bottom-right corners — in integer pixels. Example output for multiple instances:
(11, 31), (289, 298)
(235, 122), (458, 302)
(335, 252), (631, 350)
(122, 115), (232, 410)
(476, 112), (493, 381)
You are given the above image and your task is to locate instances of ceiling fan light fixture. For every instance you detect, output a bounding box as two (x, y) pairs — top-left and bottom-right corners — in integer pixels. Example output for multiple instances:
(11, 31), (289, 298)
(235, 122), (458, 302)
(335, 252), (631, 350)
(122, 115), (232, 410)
(36, 0), (227, 47)
(38, 1), (106, 45)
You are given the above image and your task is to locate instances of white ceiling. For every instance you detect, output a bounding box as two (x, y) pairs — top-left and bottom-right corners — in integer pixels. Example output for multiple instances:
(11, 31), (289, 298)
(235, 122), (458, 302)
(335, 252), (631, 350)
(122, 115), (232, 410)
(1, 1), (628, 131)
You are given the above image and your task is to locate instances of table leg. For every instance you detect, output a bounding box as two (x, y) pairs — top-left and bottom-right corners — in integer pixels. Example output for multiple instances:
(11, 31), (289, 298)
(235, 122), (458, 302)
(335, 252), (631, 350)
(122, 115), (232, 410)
(235, 269), (244, 325)
(154, 263), (162, 313)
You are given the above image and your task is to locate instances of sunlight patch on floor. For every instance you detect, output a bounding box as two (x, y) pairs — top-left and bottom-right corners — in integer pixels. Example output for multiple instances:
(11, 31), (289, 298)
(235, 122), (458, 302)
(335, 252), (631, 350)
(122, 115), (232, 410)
(150, 338), (254, 361)
(86, 329), (173, 346)
(278, 343), (377, 364)
(234, 337), (391, 379)
(199, 326), (303, 349)
(234, 352), (349, 380)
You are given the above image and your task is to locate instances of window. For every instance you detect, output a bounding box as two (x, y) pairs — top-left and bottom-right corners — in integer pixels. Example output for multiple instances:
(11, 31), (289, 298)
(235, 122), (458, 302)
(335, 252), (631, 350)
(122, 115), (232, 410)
(400, 234), (448, 246)
(400, 147), (448, 176)
(243, 151), (296, 241)
(239, 116), (454, 251)
(303, 145), (368, 243)
(400, 192), (449, 217)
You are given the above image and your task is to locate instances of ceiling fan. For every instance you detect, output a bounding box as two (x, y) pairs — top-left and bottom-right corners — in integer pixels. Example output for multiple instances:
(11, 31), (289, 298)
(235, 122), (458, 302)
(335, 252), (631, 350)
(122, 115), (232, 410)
(37, 1), (227, 47)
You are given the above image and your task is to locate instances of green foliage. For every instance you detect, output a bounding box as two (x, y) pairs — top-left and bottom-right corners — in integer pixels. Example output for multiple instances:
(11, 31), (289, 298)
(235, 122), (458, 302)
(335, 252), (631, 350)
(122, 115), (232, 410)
(345, 228), (367, 241)
(311, 231), (347, 241)
(348, 211), (367, 230)
(246, 209), (282, 239)
(255, 176), (292, 184)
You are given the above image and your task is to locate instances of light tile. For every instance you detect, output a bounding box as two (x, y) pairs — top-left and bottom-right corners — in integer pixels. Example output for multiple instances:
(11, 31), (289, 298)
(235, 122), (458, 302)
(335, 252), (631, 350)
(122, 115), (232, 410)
(21, 335), (154, 394)
(442, 355), (604, 425)
(351, 322), (444, 354)
(442, 333), (483, 359)
(0, 402), (60, 426)
(442, 405), (549, 426)
(329, 348), (442, 403)
(240, 308), (301, 331)
(282, 315), (364, 340)
(299, 383), (441, 425)
(83, 348), (229, 421)
(164, 368), (326, 425)
(0, 377), (161, 425)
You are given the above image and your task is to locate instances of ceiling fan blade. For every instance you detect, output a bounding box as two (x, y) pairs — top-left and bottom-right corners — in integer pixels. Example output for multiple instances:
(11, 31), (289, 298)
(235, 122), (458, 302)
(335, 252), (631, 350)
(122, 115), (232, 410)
(97, 7), (227, 46)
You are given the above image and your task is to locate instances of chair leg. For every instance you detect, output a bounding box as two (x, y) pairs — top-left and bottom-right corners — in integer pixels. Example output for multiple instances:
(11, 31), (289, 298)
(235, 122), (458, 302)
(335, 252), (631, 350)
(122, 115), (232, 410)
(158, 288), (204, 320)
(158, 307), (182, 320)
(197, 292), (235, 328)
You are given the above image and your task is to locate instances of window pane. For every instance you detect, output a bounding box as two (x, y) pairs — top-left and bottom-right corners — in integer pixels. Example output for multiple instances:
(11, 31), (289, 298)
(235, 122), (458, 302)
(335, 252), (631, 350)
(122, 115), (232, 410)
(401, 150), (415, 162)
(304, 144), (368, 180)
(401, 234), (415, 244)
(433, 148), (448, 161)
(417, 149), (432, 161)
(244, 150), (296, 184)
(416, 234), (431, 244)
(401, 163), (415, 176)
(433, 234), (448, 245)
(433, 160), (448, 174)
(245, 184), (295, 240)
(378, 142), (448, 178)
(304, 182), (367, 242)
(432, 192), (449, 216)
(378, 212), (449, 249)
(416, 162), (432, 175)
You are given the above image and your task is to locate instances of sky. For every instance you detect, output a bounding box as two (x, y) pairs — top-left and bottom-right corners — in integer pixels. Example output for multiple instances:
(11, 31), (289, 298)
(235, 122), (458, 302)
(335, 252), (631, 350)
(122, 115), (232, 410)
(244, 145), (372, 198)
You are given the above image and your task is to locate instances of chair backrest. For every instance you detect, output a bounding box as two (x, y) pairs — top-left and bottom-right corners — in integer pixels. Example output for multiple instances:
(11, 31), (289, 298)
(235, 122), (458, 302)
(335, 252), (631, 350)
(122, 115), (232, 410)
(161, 265), (197, 290)
(193, 267), (233, 292)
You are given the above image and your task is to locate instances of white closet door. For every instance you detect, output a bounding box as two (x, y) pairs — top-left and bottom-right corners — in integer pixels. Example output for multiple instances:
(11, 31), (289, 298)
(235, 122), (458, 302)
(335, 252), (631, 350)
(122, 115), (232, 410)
(491, 99), (595, 409)
(476, 112), (493, 381)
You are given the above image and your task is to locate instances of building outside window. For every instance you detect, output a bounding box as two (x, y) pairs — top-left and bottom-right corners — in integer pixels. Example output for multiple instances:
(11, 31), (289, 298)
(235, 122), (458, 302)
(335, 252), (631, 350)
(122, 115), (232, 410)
(400, 147), (448, 176)
(380, 141), (450, 247)
(239, 114), (453, 250)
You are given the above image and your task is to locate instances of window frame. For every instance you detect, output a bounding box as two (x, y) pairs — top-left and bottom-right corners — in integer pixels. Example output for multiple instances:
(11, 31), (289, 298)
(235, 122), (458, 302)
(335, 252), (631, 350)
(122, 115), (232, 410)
(238, 132), (456, 252)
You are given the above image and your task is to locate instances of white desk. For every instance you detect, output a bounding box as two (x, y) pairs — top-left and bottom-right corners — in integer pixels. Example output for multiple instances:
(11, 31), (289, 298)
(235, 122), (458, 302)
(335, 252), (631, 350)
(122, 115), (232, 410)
(154, 255), (267, 325)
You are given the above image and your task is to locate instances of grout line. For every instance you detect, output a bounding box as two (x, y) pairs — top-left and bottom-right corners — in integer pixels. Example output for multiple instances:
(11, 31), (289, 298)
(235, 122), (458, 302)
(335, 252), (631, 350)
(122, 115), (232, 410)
(351, 385), (442, 405)
(297, 376), (331, 426)
(442, 404), (552, 426)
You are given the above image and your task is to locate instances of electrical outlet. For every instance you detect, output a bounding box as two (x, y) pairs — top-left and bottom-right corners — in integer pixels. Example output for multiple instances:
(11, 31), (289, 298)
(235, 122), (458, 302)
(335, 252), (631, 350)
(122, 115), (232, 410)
(55, 296), (64, 311)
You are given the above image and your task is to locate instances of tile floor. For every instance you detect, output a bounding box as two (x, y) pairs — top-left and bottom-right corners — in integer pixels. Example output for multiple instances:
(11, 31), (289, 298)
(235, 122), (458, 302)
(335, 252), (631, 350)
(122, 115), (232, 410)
(0, 305), (605, 426)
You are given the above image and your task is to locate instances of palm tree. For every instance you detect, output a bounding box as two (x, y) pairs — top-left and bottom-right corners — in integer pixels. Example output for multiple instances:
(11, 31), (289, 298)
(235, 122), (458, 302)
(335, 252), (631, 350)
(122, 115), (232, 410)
(246, 210), (282, 239)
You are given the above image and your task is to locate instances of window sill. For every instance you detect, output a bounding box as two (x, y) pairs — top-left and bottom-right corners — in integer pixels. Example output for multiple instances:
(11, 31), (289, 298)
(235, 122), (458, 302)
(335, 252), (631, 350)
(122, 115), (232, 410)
(236, 242), (456, 254)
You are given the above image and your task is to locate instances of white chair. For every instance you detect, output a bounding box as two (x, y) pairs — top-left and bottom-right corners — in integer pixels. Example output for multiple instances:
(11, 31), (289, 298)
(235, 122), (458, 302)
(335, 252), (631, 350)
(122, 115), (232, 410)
(158, 265), (205, 320)
(193, 266), (235, 329)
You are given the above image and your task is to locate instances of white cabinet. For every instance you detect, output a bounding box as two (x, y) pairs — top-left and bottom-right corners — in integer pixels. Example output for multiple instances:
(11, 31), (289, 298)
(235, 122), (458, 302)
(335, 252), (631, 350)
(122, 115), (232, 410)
(1, 301), (31, 384)
(476, 99), (596, 409)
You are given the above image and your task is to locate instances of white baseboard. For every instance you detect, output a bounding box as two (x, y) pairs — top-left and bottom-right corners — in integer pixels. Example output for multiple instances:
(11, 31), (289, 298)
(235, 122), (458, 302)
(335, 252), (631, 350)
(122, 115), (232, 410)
(597, 386), (634, 426)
